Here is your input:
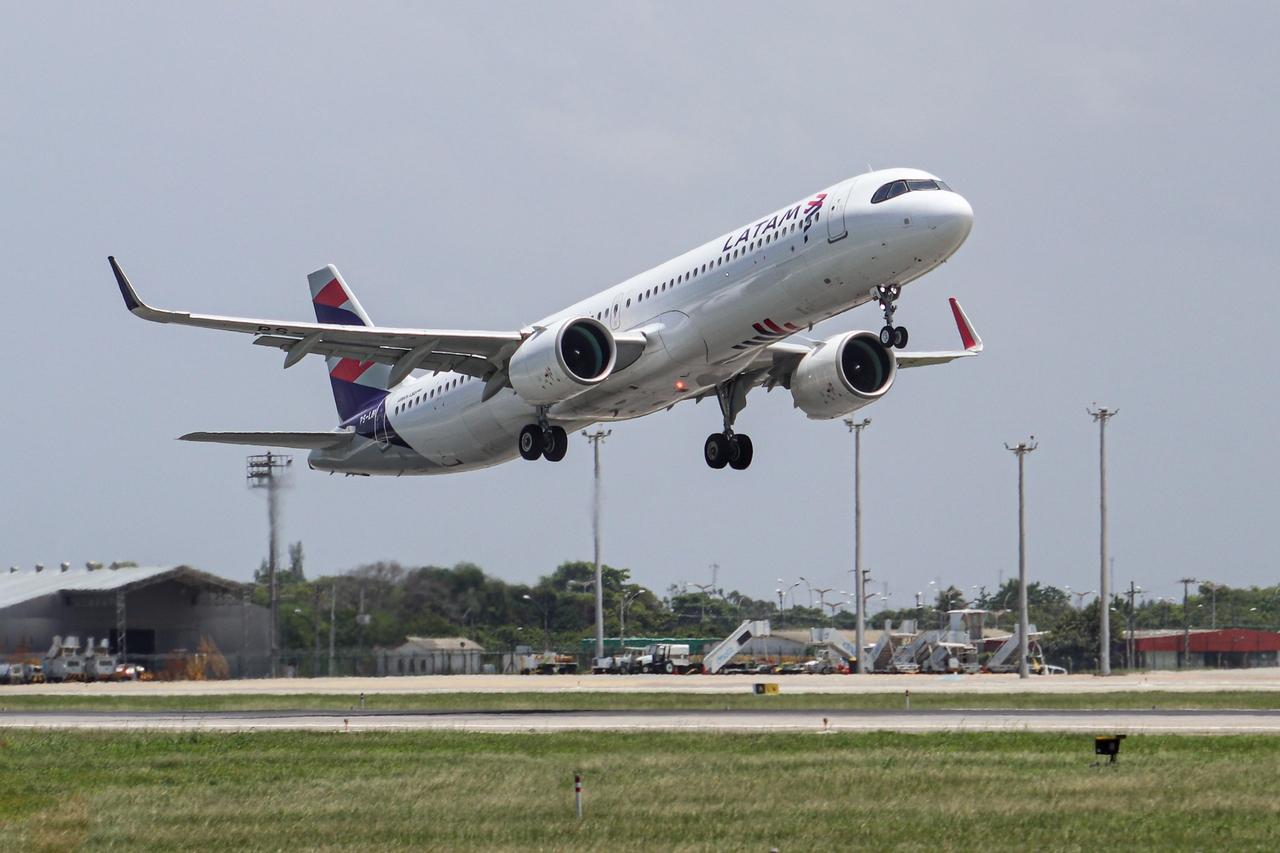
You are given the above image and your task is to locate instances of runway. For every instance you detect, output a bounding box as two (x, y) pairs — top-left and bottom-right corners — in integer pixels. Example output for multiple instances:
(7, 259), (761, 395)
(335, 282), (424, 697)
(4, 707), (1280, 734)
(4, 668), (1280, 698)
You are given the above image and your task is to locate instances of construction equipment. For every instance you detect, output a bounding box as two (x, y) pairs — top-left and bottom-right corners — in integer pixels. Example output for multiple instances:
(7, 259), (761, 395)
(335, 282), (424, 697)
(703, 620), (770, 674)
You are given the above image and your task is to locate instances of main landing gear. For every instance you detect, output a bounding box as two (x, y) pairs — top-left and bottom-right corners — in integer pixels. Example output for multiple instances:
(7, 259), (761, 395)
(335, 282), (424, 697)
(704, 378), (754, 471)
(519, 408), (568, 462)
(873, 284), (909, 349)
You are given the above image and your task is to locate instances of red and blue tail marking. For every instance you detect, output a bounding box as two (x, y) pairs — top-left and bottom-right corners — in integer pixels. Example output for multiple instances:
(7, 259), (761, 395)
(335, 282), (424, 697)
(306, 265), (393, 422)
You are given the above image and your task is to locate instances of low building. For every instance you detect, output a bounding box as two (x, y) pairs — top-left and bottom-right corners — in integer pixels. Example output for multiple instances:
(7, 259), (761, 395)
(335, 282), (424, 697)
(0, 564), (270, 678)
(376, 636), (485, 675)
(1132, 628), (1280, 669)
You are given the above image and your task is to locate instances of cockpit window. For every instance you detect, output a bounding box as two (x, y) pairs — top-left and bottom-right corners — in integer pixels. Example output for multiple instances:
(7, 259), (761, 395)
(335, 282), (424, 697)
(871, 178), (951, 203)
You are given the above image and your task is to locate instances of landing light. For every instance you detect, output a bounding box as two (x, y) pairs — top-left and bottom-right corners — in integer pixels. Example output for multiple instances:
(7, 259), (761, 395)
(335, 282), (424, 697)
(674, 380), (688, 392)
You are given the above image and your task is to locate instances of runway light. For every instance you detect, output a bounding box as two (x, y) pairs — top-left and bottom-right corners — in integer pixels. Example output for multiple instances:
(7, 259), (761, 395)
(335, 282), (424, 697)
(674, 380), (688, 392)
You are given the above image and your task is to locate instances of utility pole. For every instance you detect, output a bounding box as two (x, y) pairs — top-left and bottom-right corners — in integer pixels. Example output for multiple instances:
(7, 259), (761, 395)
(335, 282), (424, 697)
(312, 585), (322, 677)
(1125, 581), (1143, 670)
(1088, 406), (1117, 675)
(328, 580), (337, 677)
(1005, 437), (1037, 679)
(582, 429), (611, 660)
(247, 452), (292, 677)
(1179, 576), (1197, 668)
(845, 417), (871, 673)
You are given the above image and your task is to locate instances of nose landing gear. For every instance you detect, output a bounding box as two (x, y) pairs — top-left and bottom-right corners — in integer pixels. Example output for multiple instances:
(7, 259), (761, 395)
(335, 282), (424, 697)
(518, 409), (568, 462)
(704, 378), (754, 470)
(874, 284), (909, 349)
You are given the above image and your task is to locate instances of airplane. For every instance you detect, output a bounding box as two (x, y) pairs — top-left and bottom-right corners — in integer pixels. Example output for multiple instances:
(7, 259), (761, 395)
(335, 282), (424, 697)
(109, 168), (980, 475)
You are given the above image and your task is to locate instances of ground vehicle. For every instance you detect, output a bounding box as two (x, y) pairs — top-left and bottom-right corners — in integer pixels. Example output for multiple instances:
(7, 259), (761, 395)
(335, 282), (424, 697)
(634, 643), (695, 674)
(518, 653), (578, 675)
(591, 650), (638, 674)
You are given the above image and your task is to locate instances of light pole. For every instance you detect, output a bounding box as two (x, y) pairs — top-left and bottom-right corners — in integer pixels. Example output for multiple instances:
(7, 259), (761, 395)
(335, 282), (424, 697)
(797, 576), (816, 610)
(845, 417), (871, 673)
(1005, 437), (1037, 679)
(813, 587), (836, 625)
(521, 593), (550, 651)
(582, 429), (611, 661)
(686, 582), (715, 626)
(1089, 406), (1117, 675)
(1072, 589), (1096, 610)
(619, 588), (647, 647)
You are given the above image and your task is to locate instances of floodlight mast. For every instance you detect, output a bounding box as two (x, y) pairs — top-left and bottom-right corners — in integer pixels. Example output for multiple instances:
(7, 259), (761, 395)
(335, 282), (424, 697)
(247, 452), (292, 677)
(1005, 437), (1037, 679)
(582, 428), (611, 660)
(844, 417), (871, 674)
(1088, 405), (1118, 675)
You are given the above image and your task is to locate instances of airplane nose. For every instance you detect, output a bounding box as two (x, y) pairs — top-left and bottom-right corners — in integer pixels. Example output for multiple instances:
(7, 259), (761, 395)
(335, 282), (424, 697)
(925, 190), (973, 251)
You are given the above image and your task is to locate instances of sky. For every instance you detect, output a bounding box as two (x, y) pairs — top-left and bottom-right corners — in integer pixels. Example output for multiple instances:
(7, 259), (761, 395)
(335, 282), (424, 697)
(3, 4), (1278, 610)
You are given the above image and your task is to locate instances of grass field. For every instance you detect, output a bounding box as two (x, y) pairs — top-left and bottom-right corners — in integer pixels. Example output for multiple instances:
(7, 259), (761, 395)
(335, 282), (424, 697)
(2, 689), (1280, 713)
(2, 729), (1279, 851)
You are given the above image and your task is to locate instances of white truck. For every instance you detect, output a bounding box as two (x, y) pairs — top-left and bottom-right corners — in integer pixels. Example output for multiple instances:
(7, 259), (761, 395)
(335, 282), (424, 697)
(634, 643), (694, 674)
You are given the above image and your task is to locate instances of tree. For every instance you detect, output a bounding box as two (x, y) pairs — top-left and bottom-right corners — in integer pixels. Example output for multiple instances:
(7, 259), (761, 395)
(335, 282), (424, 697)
(288, 541), (305, 582)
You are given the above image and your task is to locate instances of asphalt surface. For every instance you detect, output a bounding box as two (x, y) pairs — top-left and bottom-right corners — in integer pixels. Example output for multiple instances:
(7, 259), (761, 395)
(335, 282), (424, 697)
(4, 669), (1280, 697)
(4, 707), (1280, 734)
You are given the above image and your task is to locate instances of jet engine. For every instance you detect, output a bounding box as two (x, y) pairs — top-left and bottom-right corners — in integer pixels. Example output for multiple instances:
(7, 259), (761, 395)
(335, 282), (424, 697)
(508, 317), (617, 405)
(789, 331), (896, 419)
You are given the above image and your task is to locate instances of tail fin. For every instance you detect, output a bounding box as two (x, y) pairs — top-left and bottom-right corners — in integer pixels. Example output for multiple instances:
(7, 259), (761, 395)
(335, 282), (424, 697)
(307, 265), (393, 422)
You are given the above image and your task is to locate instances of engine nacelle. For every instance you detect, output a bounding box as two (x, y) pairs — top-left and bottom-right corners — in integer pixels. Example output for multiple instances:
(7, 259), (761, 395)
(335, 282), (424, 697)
(789, 331), (896, 419)
(508, 317), (617, 405)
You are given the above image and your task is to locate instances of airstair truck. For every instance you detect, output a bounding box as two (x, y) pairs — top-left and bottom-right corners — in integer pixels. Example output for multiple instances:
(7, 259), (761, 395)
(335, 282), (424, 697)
(703, 621), (771, 674)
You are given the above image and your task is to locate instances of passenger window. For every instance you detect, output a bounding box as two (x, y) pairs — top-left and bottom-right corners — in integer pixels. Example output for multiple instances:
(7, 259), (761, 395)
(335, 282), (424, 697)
(626, 298), (632, 307)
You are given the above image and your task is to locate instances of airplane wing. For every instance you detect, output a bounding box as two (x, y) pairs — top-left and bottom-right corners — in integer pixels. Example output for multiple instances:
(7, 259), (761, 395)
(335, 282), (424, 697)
(895, 298), (983, 368)
(110, 257), (524, 384)
(744, 297), (983, 389)
(110, 258), (649, 392)
(180, 430), (355, 449)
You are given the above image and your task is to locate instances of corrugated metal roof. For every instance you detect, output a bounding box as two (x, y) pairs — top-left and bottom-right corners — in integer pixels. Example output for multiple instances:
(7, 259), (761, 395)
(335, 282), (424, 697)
(0, 565), (241, 610)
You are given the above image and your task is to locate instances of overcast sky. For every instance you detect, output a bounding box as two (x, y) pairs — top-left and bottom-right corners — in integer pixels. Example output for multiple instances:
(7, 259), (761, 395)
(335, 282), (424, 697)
(3, 4), (1278, 609)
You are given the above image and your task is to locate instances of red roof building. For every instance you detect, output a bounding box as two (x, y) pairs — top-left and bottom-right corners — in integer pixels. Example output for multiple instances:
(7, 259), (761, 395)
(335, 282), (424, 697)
(1131, 628), (1280, 669)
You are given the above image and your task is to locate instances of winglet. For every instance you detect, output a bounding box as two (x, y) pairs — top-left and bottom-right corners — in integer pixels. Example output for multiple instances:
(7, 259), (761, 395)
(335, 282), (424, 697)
(109, 256), (145, 314)
(948, 298), (982, 353)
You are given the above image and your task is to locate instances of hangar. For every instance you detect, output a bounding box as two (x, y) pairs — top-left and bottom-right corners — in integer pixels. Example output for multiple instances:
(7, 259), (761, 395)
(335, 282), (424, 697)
(376, 636), (486, 675)
(0, 564), (270, 678)
(1132, 628), (1280, 669)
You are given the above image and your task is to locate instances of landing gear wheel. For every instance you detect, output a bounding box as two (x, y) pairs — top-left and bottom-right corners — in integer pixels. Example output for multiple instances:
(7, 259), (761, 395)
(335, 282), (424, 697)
(879, 325), (895, 347)
(728, 434), (754, 470)
(543, 426), (568, 462)
(704, 433), (730, 469)
(893, 326), (909, 349)
(518, 425), (543, 461)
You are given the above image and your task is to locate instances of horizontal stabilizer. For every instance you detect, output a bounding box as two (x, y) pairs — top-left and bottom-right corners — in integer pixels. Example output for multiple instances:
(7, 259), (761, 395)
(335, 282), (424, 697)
(179, 430), (354, 450)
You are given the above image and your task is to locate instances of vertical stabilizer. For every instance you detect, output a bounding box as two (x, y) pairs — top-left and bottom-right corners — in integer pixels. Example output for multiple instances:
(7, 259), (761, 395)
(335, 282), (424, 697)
(307, 265), (392, 421)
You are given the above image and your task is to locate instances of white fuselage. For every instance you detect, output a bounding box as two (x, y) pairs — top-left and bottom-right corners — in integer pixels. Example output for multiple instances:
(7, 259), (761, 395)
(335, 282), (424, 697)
(309, 169), (972, 475)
